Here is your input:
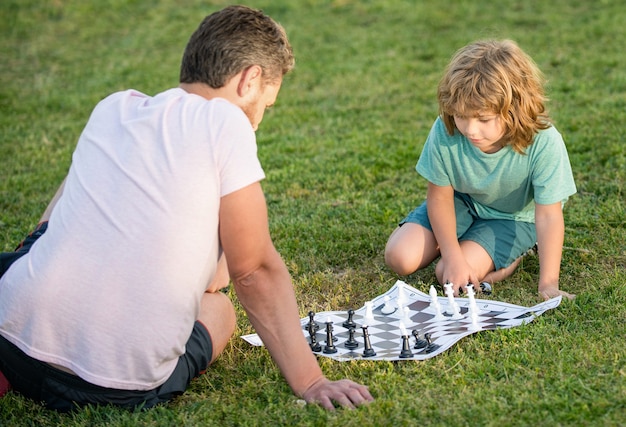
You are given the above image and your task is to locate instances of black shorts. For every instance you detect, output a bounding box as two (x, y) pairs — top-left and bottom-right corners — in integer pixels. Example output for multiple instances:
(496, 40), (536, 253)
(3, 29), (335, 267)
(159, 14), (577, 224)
(0, 223), (214, 412)
(0, 222), (48, 277)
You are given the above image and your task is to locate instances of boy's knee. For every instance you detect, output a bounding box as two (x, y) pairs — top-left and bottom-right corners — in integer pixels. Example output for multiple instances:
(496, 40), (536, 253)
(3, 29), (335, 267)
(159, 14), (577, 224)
(384, 248), (415, 277)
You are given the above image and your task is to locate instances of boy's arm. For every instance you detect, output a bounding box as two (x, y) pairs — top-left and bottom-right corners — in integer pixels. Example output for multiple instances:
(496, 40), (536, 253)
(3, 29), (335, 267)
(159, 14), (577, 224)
(219, 182), (373, 410)
(535, 202), (575, 300)
(427, 182), (478, 292)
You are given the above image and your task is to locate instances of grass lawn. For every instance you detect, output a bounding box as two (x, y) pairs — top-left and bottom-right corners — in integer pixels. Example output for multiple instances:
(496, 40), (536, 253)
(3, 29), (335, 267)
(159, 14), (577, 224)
(1, 0), (625, 425)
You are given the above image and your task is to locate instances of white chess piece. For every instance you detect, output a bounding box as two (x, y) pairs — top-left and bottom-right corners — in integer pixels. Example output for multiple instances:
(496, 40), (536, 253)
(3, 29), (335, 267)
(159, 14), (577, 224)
(381, 295), (396, 315)
(467, 309), (481, 331)
(402, 306), (412, 324)
(399, 321), (409, 337)
(431, 301), (446, 321)
(364, 301), (375, 323)
(444, 283), (463, 319)
(444, 283), (457, 313)
(428, 285), (446, 321)
(429, 285), (439, 307)
(465, 284), (484, 316)
(397, 281), (407, 308)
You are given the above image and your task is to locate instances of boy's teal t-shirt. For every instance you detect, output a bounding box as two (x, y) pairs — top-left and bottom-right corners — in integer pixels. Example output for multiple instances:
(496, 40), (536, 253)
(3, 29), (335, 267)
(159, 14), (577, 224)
(416, 117), (577, 223)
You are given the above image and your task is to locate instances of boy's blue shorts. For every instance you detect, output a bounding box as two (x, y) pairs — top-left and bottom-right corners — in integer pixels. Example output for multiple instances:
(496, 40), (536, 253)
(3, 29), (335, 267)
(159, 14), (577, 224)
(0, 222), (214, 412)
(400, 192), (537, 270)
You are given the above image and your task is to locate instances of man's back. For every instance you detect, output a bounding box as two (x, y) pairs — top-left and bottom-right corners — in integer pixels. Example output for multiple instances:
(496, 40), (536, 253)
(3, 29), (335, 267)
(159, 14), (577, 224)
(0, 88), (264, 390)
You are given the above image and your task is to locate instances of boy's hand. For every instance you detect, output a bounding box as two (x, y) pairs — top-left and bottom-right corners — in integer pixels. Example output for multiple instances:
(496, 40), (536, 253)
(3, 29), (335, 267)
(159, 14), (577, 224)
(440, 256), (478, 296)
(538, 286), (576, 301)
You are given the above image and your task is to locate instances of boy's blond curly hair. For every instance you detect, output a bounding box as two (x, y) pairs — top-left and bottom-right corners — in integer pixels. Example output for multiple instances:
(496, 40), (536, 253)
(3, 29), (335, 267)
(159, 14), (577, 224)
(438, 39), (550, 154)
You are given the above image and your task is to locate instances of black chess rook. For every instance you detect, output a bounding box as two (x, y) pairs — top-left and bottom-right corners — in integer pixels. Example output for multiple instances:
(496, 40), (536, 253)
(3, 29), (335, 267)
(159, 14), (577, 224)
(399, 334), (413, 358)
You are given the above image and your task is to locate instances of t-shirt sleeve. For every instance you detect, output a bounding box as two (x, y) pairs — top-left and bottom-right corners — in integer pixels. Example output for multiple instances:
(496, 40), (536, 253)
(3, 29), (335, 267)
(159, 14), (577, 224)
(530, 127), (577, 205)
(211, 102), (265, 197)
(416, 118), (452, 187)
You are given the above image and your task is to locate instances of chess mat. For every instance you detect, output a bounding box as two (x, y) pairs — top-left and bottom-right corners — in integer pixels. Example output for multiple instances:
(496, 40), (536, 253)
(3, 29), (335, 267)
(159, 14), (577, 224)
(241, 280), (562, 361)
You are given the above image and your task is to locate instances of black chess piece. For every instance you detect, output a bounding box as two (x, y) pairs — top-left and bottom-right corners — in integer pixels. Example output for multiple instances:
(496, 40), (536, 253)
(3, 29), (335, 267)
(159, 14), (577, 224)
(323, 321), (337, 354)
(423, 332), (440, 354)
(309, 328), (321, 352)
(399, 334), (413, 358)
(361, 325), (376, 357)
(342, 309), (357, 329)
(480, 282), (492, 295)
(412, 329), (427, 350)
(306, 311), (320, 331)
(344, 327), (359, 349)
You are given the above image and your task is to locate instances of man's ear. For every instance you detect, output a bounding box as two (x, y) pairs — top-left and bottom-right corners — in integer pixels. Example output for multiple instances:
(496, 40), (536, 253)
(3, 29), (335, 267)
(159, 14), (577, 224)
(237, 65), (263, 97)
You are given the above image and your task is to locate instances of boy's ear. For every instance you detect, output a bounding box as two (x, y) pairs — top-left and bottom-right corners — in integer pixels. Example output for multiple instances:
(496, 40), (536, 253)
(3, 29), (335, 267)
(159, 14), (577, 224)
(237, 65), (263, 97)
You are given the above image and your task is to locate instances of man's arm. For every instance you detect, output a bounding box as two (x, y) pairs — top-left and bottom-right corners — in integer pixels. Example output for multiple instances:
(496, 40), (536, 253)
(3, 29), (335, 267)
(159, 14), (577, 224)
(535, 202), (575, 300)
(219, 182), (373, 409)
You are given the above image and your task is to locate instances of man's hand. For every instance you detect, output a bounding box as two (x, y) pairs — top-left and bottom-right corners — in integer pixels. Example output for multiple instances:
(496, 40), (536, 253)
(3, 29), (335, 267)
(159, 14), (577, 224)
(301, 377), (374, 411)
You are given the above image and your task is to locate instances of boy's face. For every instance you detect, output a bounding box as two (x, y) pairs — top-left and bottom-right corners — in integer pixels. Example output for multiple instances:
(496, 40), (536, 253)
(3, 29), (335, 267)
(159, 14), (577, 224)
(453, 111), (505, 153)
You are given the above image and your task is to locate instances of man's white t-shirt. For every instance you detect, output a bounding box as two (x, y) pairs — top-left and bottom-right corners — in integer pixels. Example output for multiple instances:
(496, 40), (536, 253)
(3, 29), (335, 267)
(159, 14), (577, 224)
(0, 88), (265, 390)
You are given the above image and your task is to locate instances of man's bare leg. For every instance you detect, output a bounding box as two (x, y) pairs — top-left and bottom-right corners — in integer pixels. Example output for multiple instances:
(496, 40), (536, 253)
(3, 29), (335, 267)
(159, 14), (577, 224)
(197, 291), (236, 364)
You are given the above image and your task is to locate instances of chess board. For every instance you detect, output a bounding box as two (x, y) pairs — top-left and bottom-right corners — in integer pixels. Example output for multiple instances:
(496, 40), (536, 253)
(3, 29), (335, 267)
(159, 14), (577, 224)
(241, 280), (562, 361)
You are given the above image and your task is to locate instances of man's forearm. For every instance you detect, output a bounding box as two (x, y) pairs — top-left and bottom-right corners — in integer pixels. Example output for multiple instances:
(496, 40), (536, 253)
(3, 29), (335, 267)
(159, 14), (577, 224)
(233, 250), (324, 396)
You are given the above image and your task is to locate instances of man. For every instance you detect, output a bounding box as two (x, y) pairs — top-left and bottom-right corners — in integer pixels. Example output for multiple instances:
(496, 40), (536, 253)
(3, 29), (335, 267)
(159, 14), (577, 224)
(0, 5), (373, 411)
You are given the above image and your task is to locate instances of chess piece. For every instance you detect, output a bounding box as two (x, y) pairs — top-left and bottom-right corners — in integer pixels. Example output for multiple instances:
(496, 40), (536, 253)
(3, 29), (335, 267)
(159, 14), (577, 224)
(323, 320), (337, 354)
(308, 327), (321, 352)
(429, 285), (439, 307)
(380, 295), (396, 315)
(307, 321), (316, 338)
(397, 281), (407, 307)
(431, 299), (446, 321)
(423, 332), (440, 353)
(306, 311), (319, 331)
(399, 334), (413, 358)
(364, 301), (375, 324)
(412, 329), (427, 349)
(465, 284), (484, 316)
(450, 303), (464, 320)
(361, 325), (376, 357)
(398, 323), (413, 358)
(429, 286), (446, 321)
(467, 309), (481, 331)
(344, 327), (359, 349)
(480, 282), (492, 295)
(342, 309), (357, 329)
(444, 282), (463, 319)
(402, 306), (412, 324)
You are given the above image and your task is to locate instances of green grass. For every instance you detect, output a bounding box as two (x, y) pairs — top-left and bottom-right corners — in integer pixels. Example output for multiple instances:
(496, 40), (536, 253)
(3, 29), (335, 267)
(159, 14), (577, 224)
(1, 0), (625, 425)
